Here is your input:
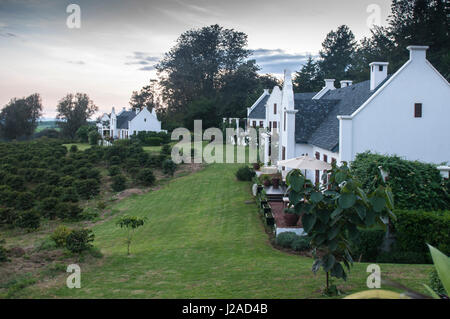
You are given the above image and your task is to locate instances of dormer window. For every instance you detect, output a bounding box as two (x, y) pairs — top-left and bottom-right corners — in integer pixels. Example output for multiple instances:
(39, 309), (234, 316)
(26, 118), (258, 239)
(414, 103), (422, 118)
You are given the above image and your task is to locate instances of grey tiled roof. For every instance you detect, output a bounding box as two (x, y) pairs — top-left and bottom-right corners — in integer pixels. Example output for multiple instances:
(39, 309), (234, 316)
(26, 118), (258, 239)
(117, 111), (136, 129)
(295, 77), (390, 151)
(294, 92), (316, 100)
(248, 95), (269, 119)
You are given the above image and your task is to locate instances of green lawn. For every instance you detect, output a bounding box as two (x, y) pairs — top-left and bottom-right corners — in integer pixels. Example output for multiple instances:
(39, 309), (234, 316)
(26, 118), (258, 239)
(20, 162), (431, 298)
(63, 143), (92, 151)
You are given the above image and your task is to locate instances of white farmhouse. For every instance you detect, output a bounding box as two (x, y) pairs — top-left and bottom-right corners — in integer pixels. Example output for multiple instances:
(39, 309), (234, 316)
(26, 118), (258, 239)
(97, 107), (163, 139)
(247, 46), (450, 183)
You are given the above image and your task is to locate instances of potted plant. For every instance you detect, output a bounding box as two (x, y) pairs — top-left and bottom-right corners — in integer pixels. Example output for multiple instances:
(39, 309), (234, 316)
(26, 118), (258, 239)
(283, 207), (299, 226)
(271, 173), (282, 189)
(253, 162), (261, 171)
(261, 174), (271, 187)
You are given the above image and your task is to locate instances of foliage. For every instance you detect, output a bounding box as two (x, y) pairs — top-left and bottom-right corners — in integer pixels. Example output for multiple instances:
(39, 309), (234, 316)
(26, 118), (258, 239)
(351, 152), (449, 210)
(76, 125), (97, 143)
(162, 159), (177, 176)
(137, 168), (156, 186)
(70, 144), (78, 153)
(129, 80), (160, 112)
(50, 225), (73, 247)
(391, 209), (450, 262)
(235, 166), (256, 181)
(0, 93), (43, 140)
(291, 236), (311, 252)
(56, 93), (98, 139)
(88, 130), (101, 146)
(350, 228), (385, 262)
(116, 215), (146, 255)
(275, 232), (298, 248)
(65, 229), (95, 253)
(429, 268), (445, 296)
(285, 162), (394, 288)
(111, 174), (127, 192)
(17, 209), (40, 230)
(293, 56), (322, 93)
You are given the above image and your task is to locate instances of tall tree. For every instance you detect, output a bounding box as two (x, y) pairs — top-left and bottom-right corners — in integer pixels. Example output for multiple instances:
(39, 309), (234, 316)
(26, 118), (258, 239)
(56, 93), (98, 139)
(129, 79), (160, 112)
(156, 24), (250, 114)
(0, 93), (42, 140)
(293, 56), (323, 93)
(318, 25), (357, 82)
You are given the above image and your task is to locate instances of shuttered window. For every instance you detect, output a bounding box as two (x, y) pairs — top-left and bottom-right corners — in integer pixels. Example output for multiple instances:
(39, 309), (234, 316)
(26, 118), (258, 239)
(274, 104), (277, 114)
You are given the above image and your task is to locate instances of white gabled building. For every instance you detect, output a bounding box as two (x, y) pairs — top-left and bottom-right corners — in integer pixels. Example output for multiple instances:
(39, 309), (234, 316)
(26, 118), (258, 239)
(97, 107), (163, 139)
(249, 45), (450, 183)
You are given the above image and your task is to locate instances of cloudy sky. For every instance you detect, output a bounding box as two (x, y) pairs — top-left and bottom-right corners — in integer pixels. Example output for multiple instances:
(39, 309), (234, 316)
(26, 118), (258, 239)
(0, 0), (391, 117)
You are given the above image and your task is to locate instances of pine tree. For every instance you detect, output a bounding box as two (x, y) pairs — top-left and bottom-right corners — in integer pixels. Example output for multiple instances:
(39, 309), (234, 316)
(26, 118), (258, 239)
(293, 56), (322, 93)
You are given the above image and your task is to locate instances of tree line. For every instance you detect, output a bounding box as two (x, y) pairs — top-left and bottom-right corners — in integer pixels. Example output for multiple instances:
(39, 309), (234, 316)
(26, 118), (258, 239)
(293, 0), (449, 92)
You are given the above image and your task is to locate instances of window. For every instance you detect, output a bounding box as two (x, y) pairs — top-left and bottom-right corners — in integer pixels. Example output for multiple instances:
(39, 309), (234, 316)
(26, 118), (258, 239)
(315, 170), (320, 185)
(323, 154), (328, 163)
(259, 121), (264, 127)
(273, 121), (277, 129)
(315, 152), (320, 160)
(379, 65), (383, 71)
(331, 158), (336, 164)
(414, 103), (422, 118)
(274, 103), (277, 114)
(252, 121), (256, 127)
(269, 121), (272, 131)
(282, 147), (286, 160)
(144, 118), (147, 122)
(284, 112), (286, 131)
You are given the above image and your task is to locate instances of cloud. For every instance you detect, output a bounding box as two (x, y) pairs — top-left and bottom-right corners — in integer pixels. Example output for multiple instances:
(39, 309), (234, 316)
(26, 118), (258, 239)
(250, 48), (318, 74)
(126, 51), (160, 71)
(67, 60), (85, 65)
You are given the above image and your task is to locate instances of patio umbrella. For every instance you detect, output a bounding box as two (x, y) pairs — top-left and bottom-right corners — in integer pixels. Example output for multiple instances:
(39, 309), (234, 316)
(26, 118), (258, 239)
(277, 155), (332, 171)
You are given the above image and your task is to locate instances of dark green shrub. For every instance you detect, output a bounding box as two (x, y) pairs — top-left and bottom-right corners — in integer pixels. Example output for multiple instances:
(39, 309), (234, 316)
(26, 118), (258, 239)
(17, 209), (40, 230)
(351, 229), (385, 262)
(59, 176), (76, 187)
(56, 202), (83, 220)
(66, 229), (95, 253)
(111, 175), (126, 192)
(392, 209), (450, 263)
(351, 152), (449, 210)
(0, 207), (19, 226)
(291, 236), (311, 252)
(376, 250), (428, 264)
(61, 187), (79, 203)
(108, 165), (121, 176)
(15, 192), (35, 210)
(109, 155), (121, 166)
(137, 168), (156, 186)
(162, 159), (177, 176)
(276, 232), (298, 248)
(97, 201), (107, 210)
(160, 144), (171, 156)
(75, 179), (100, 199)
(147, 154), (163, 167)
(146, 137), (163, 146)
(70, 145), (78, 153)
(88, 130), (100, 145)
(235, 166), (255, 181)
(39, 197), (60, 219)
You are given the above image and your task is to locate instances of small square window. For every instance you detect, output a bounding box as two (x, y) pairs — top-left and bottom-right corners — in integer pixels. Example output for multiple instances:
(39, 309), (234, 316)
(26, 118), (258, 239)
(414, 103), (422, 118)
(379, 65), (383, 72)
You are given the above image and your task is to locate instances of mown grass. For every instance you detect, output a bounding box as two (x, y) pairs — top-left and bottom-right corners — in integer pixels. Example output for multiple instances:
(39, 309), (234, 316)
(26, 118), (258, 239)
(17, 162), (431, 298)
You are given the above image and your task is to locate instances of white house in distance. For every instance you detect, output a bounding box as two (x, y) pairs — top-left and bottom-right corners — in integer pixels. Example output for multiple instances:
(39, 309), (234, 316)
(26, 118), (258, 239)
(246, 45), (450, 183)
(97, 107), (163, 139)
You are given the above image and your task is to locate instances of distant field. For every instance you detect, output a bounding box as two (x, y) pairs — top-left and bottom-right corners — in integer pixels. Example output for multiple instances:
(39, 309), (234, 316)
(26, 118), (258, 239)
(63, 143), (91, 151)
(35, 121), (59, 132)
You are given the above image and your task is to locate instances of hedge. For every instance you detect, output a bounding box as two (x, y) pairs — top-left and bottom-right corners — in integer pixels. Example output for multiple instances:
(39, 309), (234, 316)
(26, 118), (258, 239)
(392, 209), (450, 262)
(351, 152), (449, 210)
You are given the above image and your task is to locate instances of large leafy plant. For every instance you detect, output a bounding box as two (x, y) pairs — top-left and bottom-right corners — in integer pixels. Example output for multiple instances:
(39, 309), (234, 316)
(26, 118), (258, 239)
(285, 162), (395, 290)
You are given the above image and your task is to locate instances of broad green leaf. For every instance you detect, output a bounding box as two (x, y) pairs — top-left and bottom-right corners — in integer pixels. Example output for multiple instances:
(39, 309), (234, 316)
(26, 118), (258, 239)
(335, 171), (346, 184)
(317, 210), (331, 224)
(327, 226), (340, 240)
(427, 244), (450, 295)
(331, 207), (343, 219)
(328, 238), (338, 251)
(290, 174), (305, 192)
(356, 187), (369, 205)
(423, 284), (440, 299)
(323, 254), (336, 272)
(302, 213), (316, 233)
(355, 204), (366, 220)
(365, 210), (375, 226)
(289, 191), (302, 206)
(330, 262), (344, 279)
(312, 259), (321, 274)
(311, 191), (323, 203)
(339, 193), (356, 209)
(370, 196), (386, 212)
(316, 234), (327, 245)
(385, 187), (395, 210)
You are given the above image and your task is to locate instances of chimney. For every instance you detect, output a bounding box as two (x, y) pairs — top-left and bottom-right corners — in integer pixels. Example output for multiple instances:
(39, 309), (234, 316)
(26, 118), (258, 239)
(111, 107), (115, 114)
(369, 62), (389, 91)
(123, 107), (126, 112)
(407, 45), (429, 61)
(324, 79), (335, 90)
(340, 80), (353, 88)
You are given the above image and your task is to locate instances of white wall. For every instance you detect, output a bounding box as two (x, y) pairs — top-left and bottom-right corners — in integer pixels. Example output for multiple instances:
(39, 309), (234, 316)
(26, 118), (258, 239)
(350, 54), (450, 164)
(129, 108), (162, 134)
